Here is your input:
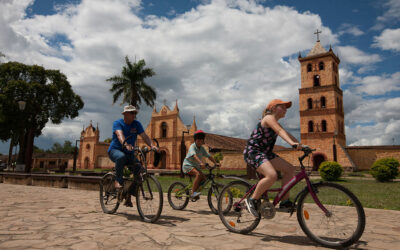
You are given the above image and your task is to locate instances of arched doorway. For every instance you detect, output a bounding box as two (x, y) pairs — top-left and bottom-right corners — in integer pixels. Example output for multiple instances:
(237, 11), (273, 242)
(84, 157), (89, 169)
(160, 151), (167, 169)
(312, 153), (326, 171)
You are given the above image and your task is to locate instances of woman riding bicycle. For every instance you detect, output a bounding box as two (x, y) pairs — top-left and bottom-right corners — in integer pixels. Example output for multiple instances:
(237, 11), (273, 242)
(182, 130), (219, 198)
(243, 99), (302, 217)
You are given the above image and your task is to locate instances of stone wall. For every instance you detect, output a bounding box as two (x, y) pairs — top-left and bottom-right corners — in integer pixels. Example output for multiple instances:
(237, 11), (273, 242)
(346, 146), (400, 171)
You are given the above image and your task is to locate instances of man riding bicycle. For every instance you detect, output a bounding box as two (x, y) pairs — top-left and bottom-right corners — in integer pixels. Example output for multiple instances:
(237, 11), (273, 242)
(108, 105), (158, 207)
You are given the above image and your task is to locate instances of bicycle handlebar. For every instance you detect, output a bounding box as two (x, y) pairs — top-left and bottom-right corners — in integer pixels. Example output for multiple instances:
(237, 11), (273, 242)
(204, 163), (219, 170)
(298, 145), (316, 163)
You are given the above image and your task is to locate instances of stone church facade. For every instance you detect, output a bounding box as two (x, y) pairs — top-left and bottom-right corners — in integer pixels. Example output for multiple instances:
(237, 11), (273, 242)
(72, 39), (400, 172)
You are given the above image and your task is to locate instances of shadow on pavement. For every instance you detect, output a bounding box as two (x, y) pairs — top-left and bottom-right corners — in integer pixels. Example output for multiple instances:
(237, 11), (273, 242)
(249, 232), (368, 249)
(184, 209), (216, 215)
(116, 212), (190, 227)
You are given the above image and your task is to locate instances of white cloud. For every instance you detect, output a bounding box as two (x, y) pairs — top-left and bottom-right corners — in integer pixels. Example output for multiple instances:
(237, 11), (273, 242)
(373, 0), (400, 30)
(372, 28), (400, 52)
(355, 73), (400, 96)
(338, 23), (364, 37)
(336, 46), (381, 65)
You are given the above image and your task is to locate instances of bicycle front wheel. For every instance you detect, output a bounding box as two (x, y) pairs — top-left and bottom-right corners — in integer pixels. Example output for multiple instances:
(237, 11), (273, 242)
(297, 182), (365, 248)
(136, 174), (163, 223)
(218, 181), (260, 234)
(99, 173), (120, 214)
(168, 181), (190, 210)
(208, 183), (227, 214)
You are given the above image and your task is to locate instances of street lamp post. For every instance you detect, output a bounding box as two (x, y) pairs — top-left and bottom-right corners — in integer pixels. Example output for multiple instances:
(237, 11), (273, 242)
(72, 136), (83, 173)
(333, 130), (338, 162)
(180, 128), (190, 178)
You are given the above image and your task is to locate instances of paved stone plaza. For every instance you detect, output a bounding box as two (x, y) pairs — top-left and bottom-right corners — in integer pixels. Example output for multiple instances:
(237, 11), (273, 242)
(0, 183), (399, 249)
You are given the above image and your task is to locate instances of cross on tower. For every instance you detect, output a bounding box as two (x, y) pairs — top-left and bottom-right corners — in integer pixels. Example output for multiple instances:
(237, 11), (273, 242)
(314, 29), (322, 42)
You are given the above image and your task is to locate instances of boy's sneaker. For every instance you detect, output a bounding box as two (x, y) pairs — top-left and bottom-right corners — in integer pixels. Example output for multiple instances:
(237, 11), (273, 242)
(191, 192), (201, 198)
(245, 197), (259, 217)
(279, 200), (293, 209)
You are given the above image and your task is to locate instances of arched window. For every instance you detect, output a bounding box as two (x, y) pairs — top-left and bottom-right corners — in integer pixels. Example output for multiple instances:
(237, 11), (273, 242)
(319, 61), (324, 70)
(161, 122), (167, 138)
(307, 63), (312, 72)
(314, 75), (320, 86)
(335, 76), (338, 86)
(320, 96), (326, 108)
(307, 98), (313, 109)
(308, 121), (314, 132)
(321, 120), (327, 132)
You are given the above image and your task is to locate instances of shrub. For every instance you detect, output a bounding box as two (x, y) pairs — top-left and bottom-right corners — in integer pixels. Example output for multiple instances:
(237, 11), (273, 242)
(370, 158), (399, 182)
(318, 161), (343, 181)
(213, 152), (224, 163)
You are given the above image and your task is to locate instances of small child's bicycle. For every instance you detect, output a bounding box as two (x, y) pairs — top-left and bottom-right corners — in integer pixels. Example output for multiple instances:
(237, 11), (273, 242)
(99, 137), (163, 223)
(167, 163), (231, 214)
(217, 146), (365, 249)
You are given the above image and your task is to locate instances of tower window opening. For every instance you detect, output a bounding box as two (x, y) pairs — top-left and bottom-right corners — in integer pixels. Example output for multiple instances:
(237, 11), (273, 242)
(161, 122), (167, 138)
(308, 121), (314, 132)
(319, 62), (324, 70)
(322, 120), (327, 132)
(314, 75), (320, 86)
(307, 98), (313, 110)
(321, 96), (326, 108)
(307, 63), (312, 72)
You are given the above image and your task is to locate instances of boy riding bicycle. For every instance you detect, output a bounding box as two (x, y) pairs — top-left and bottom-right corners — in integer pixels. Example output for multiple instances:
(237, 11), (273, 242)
(182, 130), (219, 198)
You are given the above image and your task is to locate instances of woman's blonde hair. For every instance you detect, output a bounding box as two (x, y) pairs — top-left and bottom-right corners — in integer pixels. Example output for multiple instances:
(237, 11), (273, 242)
(262, 107), (272, 118)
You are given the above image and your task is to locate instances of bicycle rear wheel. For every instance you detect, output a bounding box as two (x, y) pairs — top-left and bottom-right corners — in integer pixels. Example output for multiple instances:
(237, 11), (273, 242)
(208, 183), (229, 214)
(297, 182), (365, 248)
(136, 174), (163, 223)
(218, 181), (260, 234)
(168, 181), (190, 210)
(99, 173), (120, 214)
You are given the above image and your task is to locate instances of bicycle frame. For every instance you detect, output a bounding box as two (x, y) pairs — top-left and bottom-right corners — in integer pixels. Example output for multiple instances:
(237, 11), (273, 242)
(186, 166), (218, 193)
(238, 149), (330, 215)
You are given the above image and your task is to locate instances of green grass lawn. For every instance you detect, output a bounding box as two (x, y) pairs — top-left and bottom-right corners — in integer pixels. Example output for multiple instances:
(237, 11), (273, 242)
(156, 176), (400, 211)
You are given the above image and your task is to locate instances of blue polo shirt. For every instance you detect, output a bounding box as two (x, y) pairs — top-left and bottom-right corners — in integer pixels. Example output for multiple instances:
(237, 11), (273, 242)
(107, 118), (144, 153)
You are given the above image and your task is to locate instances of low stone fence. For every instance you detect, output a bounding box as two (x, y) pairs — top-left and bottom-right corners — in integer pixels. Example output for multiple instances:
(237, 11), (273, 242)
(0, 172), (101, 191)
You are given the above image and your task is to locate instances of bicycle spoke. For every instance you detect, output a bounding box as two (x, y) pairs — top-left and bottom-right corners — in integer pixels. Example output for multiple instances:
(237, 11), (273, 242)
(136, 175), (163, 223)
(168, 182), (189, 210)
(99, 173), (120, 214)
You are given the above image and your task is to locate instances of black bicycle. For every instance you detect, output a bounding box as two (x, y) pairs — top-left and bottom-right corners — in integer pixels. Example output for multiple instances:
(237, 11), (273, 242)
(99, 137), (163, 223)
(168, 163), (232, 214)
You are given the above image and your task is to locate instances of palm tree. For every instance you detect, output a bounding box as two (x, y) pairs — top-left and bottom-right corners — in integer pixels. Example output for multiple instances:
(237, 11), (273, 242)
(107, 56), (156, 108)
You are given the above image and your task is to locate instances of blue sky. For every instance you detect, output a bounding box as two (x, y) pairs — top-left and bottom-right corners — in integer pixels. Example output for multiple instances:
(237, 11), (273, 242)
(1, 0), (400, 155)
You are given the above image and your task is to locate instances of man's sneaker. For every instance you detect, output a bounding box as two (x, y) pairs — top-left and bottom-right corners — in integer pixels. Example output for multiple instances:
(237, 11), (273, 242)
(190, 192), (201, 198)
(124, 195), (133, 207)
(245, 197), (259, 217)
(279, 200), (293, 209)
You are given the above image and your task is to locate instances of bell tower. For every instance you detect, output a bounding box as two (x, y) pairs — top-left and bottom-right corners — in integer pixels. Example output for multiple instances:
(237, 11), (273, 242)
(298, 31), (346, 161)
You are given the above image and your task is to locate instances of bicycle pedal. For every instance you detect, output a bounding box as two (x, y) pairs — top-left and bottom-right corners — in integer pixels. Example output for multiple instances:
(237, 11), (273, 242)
(190, 197), (200, 202)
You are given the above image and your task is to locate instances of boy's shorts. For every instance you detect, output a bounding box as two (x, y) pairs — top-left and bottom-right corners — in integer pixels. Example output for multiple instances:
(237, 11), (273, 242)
(182, 164), (200, 174)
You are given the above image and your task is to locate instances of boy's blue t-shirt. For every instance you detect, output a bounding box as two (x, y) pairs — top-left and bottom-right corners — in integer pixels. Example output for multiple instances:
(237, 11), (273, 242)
(107, 119), (144, 153)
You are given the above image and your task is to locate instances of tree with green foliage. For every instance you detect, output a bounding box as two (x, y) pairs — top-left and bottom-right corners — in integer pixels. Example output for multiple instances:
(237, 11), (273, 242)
(107, 56), (156, 108)
(104, 138), (112, 143)
(0, 62), (84, 172)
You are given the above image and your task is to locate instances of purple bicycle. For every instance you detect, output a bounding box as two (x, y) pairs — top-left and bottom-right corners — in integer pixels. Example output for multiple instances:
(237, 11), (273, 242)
(217, 146), (365, 249)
